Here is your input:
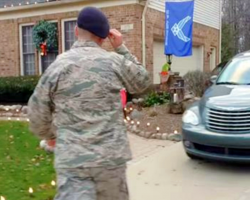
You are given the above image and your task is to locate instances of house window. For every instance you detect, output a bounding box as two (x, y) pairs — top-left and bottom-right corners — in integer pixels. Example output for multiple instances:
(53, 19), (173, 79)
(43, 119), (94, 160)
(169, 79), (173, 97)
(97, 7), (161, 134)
(22, 25), (36, 75)
(64, 20), (77, 51)
(40, 22), (58, 73)
(41, 50), (58, 73)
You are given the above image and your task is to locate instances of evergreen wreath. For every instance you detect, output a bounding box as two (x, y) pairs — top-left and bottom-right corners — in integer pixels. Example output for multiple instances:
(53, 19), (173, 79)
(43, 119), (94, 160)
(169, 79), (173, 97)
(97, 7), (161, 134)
(33, 20), (58, 52)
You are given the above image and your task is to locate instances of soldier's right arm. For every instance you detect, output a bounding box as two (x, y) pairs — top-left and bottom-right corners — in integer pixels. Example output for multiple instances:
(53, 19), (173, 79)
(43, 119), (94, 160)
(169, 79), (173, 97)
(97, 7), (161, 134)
(115, 44), (151, 94)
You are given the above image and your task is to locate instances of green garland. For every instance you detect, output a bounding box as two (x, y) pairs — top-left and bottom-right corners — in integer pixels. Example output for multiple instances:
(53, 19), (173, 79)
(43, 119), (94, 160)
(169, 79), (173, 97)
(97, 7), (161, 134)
(33, 20), (58, 51)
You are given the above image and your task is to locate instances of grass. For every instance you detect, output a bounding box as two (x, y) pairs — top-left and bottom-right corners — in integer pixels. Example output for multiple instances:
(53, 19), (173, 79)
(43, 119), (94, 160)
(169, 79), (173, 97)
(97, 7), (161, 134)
(0, 121), (56, 200)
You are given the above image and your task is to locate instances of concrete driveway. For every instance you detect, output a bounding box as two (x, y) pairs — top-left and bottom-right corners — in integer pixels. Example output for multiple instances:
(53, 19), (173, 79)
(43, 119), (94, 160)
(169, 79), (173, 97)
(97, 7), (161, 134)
(128, 143), (250, 200)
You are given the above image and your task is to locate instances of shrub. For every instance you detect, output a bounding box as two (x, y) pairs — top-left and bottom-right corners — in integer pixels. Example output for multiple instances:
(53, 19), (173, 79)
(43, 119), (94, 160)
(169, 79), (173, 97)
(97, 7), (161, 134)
(0, 76), (40, 104)
(183, 70), (212, 97)
(143, 91), (170, 107)
(127, 84), (162, 101)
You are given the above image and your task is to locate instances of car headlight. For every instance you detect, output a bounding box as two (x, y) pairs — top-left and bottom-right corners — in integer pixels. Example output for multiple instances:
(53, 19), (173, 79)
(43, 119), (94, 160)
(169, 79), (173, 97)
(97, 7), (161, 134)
(182, 110), (199, 125)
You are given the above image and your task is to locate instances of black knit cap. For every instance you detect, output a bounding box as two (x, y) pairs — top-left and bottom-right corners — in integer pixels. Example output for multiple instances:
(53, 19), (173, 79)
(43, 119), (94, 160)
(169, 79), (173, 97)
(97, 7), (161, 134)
(77, 7), (110, 39)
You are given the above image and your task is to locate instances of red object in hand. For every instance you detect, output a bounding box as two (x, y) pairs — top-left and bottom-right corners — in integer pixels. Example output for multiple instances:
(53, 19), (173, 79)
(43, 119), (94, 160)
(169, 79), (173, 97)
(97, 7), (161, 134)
(47, 140), (56, 147)
(40, 42), (47, 56)
(120, 88), (127, 108)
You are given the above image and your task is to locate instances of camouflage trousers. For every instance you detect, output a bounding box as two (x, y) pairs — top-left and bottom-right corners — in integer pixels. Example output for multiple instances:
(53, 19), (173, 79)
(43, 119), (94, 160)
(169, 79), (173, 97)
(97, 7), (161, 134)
(54, 165), (129, 200)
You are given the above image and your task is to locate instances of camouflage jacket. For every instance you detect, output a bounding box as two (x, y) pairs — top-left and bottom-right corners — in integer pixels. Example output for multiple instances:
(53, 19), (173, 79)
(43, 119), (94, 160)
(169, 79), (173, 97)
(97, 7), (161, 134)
(28, 41), (151, 169)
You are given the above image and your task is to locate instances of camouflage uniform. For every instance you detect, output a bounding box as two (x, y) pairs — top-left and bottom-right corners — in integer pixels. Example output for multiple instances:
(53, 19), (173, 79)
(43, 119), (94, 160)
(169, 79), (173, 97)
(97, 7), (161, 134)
(54, 165), (128, 200)
(28, 41), (151, 199)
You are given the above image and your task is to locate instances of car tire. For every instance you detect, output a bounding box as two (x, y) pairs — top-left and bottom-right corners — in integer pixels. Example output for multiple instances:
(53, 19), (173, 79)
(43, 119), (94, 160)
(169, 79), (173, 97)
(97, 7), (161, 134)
(186, 152), (202, 160)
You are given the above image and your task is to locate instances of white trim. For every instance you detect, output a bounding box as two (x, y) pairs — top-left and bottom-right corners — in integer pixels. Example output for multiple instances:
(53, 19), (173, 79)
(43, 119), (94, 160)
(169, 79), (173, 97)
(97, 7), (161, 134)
(148, 0), (220, 30)
(219, 0), (222, 63)
(142, 0), (151, 67)
(39, 52), (42, 75)
(61, 18), (77, 52)
(19, 22), (35, 76)
(209, 47), (216, 70)
(0, 0), (137, 20)
(200, 45), (204, 71)
(39, 20), (59, 75)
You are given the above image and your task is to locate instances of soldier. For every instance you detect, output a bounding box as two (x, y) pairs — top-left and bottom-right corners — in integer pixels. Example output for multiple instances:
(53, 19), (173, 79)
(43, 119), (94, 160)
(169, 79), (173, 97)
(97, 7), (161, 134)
(28, 7), (151, 200)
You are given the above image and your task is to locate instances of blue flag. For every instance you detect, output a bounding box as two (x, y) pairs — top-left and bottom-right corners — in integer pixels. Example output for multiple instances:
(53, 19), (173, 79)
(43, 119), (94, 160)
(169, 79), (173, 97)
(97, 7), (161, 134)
(165, 0), (194, 56)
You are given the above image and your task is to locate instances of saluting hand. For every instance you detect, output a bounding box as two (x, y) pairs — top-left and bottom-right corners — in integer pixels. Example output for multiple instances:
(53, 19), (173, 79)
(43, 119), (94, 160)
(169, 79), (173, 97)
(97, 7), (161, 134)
(108, 29), (123, 49)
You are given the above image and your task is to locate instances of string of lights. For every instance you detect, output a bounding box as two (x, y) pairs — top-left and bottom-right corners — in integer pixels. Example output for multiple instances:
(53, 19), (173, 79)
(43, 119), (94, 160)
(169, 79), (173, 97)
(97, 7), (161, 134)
(1, 0), (60, 9)
(0, 180), (56, 199)
(0, 106), (55, 199)
(124, 107), (163, 133)
(0, 105), (180, 199)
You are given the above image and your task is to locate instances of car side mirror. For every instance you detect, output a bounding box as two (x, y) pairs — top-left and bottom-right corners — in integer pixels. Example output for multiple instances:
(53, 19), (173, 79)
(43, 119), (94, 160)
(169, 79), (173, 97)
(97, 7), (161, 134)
(210, 75), (218, 84)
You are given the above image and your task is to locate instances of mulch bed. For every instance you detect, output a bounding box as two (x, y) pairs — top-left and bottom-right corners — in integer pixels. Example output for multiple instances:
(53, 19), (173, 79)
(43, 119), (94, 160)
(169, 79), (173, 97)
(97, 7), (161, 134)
(0, 103), (183, 136)
(128, 104), (183, 135)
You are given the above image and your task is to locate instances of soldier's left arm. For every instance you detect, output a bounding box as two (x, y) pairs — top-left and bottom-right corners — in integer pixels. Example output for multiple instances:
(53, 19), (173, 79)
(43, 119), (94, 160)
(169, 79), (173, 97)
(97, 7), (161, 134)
(28, 63), (60, 140)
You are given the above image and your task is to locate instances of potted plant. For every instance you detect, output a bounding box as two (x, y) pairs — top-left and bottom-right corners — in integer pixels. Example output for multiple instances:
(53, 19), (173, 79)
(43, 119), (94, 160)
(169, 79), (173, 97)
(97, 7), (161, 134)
(159, 63), (170, 83)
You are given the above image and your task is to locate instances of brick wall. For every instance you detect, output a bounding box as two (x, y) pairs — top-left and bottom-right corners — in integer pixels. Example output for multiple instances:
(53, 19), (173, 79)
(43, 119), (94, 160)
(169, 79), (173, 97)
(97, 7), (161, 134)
(101, 4), (143, 61)
(0, 3), (219, 77)
(0, 19), (19, 76)
(0, 4), (143, 77)
(193, 23), (220, 72)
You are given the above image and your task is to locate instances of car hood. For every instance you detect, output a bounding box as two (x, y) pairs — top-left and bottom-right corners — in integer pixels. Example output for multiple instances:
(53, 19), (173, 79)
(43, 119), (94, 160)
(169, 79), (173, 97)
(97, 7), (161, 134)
(202, 85), (250, 110)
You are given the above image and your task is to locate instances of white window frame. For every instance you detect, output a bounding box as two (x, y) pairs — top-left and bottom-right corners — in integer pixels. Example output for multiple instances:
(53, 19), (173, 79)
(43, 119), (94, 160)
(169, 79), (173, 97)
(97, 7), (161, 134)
(61, 18), (77, 52)
(19, 22), (35, 76)
(38, 20), (59, 75)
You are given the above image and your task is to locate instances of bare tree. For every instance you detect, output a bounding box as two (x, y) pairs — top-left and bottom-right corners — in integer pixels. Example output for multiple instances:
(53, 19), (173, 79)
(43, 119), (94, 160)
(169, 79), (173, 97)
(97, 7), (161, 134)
(222, 0), (250, 60)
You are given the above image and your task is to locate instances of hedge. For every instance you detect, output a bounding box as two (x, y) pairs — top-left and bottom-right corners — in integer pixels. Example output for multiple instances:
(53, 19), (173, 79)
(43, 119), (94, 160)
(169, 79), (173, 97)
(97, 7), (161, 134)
(183, 70), (212, 97)
(0, 76), (40, 104)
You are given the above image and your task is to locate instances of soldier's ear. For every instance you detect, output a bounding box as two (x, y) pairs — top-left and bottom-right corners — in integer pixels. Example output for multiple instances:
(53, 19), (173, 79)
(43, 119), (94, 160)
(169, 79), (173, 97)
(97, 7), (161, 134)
(97, 38), (105, 46)
(75, 26), (79, 37)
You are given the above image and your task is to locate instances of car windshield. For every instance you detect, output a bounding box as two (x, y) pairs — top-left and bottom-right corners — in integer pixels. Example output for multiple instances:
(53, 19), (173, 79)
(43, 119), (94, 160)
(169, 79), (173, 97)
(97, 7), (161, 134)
(216, 58), (250, 85)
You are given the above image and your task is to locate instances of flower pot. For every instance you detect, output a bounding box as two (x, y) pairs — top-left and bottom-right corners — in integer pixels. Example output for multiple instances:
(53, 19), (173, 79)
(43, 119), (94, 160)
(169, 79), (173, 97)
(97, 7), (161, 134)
(159, 73), (170, 83)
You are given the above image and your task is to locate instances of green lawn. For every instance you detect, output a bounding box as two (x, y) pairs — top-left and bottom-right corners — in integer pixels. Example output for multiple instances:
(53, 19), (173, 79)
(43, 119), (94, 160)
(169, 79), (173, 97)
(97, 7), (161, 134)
(0, 121), (56, 200)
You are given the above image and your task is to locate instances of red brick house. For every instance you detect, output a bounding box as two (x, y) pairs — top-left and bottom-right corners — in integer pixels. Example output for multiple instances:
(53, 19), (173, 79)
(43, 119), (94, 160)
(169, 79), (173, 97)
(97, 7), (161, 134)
(0, 0), (221, 84)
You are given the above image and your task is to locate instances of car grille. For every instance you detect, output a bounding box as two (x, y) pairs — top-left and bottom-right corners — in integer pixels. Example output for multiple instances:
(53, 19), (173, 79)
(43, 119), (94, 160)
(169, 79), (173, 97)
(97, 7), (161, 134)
(193, 143), (250, 157)
(207, 108), (250, 133)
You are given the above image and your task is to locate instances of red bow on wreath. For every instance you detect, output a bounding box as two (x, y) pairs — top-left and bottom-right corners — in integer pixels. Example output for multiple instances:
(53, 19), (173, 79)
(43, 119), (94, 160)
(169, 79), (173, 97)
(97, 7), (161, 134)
(40, 42), (47, 56)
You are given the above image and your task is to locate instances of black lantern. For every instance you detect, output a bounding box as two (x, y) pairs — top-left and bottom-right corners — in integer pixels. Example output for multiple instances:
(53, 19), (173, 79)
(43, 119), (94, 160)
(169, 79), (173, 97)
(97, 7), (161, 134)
(166, 54), (173, 71)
